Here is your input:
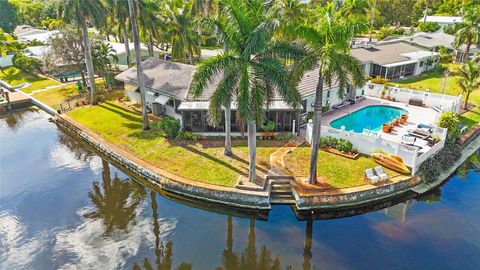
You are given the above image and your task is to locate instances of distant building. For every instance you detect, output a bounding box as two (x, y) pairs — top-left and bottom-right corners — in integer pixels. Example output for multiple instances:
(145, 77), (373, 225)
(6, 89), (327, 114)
(418, 16), (463, 32)
(351, 41), (439, 80)
(106, 42), (164, 70)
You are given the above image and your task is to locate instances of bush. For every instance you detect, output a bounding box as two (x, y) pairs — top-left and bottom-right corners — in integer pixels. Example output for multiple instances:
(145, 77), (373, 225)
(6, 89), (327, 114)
(202, 36), (218, 47)
(12, 53), (42, 73)
(419, 143), (462, 183)
(276, 132), (293, 141)
(176, 131), (200, 141)
(378, 27), (394, 40)
(319, 136), (338, 148)
(371, 76), (388, 85)
(262, 120), (276, 132)
(336, 139), (353, 153)
(418, 22), (441, 33)
(438, 112), (460, 144)
(158, 116), (181, 139)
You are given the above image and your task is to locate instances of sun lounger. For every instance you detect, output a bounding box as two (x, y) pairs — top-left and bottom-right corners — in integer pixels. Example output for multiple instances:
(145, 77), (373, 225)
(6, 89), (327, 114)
(401, 134), (416, 145)
(365, 168), (379, 183)
(417, 124), (433, 131)
(413, 138), (429, 148)
(407, 129), (431, 140)
(374, 166), (389, 181)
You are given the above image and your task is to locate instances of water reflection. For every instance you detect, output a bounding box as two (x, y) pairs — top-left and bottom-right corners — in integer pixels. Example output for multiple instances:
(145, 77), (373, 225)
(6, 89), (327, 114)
(383, 200), (415, 222)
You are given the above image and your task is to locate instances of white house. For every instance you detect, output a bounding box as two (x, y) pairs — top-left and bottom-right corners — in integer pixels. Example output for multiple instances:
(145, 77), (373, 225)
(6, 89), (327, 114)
(106, 42), (164, 70)
(418, 16), (463, 32)
(351, 41), (439, 81)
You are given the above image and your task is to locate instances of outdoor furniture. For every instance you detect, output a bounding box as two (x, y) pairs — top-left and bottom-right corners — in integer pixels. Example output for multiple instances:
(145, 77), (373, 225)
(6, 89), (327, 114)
(409, 98), (423, 107)
(413, 138), (429, 148)
(407, 128), (431, 140)
(417, 124), (433, 131)
(332, 101), (350, 110)
(401, 134), (416, 145)
(365, 168), (379, 183)
(374, 166), (389, 181)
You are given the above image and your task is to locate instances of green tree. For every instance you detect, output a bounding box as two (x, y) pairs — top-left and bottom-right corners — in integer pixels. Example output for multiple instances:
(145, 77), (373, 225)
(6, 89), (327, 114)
(418, 22), (441, 32)
(12, 53), (42, 73)
(458, 61), (480, 110)
(105, 0), (132, 66)
(0, 0), (18, 33)
(191, 0), (217, 58)
(438, 111), (460, 144)
(92, 43), (118, 87)
(137, 0), (163, 58)
(59, 0), (107, 105)
(288, 4), (365, 184)
(453, 6), (480, 62)
(189, 0), (304, 180)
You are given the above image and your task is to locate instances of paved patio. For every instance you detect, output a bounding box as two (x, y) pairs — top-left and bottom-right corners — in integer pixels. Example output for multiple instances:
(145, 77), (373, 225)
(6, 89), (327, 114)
(321, 97), (440, 144)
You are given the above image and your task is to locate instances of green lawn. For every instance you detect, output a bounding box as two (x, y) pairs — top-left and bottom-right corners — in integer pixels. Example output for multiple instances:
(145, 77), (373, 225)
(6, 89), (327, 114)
(394, 63), (480, 128)
(0, 67), (60, 93)
(66, 101), (282, 187)
(284, 147), (398, 189)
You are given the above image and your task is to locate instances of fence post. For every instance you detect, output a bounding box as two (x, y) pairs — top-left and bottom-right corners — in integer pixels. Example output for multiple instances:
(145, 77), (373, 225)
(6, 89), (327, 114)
(411, 147), (419, 176)
(292, 120), (296, 136)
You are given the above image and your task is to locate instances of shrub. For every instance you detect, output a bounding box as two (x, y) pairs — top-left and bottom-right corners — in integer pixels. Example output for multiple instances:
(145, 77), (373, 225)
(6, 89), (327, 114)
(378, 26), (394, 40)
(320, 136), (338, 148)
(158, 116), (181, 139)
(336, 139), (353, 153)
(176, 131), (200, 141)
(12, 53), (42, 73)
(371, 76), (388, 85)
(202, 36), (218, 47)
(262, 120), (276, 132)
(438, 112), (460, 144)
(276, 132), (293, 141)
(418, 22), (441, 33)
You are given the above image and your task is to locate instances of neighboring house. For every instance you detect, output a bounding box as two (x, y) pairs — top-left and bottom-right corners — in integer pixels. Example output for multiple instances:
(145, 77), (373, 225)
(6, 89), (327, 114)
(385, 32), (478, 62)
(0, 53), (14, 68)
(107, 42), (163, 70)
(115, 58), (360, 135)
(24, 45), (50, 61)
(418, 16), (463, 32)
(18, 30), (59, 44)
(351, 41), (439, 80)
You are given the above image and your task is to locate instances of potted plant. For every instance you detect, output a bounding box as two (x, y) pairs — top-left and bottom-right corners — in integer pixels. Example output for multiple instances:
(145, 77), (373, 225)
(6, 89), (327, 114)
(382, 123), (391, 133)
(401, 114), (408, 123)
(261, 120), (276, 139)
(393, 118), (400, 126)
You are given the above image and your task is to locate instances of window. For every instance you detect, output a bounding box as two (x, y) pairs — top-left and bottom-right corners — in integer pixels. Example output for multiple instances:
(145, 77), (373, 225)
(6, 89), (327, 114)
(326, 91), (330, 98)
(419, 61), (424, 67)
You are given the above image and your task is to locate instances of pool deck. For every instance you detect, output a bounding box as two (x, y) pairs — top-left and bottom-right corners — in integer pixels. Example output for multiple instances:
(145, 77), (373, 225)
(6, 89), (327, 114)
(322, 97), (440, 144)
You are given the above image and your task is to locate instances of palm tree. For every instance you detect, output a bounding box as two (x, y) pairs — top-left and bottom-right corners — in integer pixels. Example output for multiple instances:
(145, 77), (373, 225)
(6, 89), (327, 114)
(165, 0), (200, 64)
(189, 0), (305, 181)
(458, 61), (480, 110)
(106, 0), (132, 66)
(137, 0), (163, 58)
(59, 0), (107, 105)
(92, 43), (118, 76)
(191, 0), (217, 58)
(128, 0), (150, 130)
(288, 5), (365, 184)
(454, 7), (480, 62)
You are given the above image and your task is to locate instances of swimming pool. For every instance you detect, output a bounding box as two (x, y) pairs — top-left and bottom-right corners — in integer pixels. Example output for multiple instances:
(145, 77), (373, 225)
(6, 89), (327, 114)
(330, 105), (408, 133)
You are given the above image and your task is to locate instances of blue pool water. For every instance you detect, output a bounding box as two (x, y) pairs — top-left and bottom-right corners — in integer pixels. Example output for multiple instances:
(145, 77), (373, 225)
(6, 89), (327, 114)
(330, 105), (408, 133)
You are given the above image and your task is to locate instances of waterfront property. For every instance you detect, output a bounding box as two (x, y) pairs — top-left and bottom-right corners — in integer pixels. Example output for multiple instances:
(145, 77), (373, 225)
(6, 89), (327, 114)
(351, 41), (439, 80)
(115, 58), (362, 135)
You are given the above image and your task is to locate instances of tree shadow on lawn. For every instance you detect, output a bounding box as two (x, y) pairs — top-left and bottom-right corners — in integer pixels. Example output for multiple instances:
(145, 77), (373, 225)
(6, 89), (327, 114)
(97, 103), (141, 123)
(103, 101), (141, 115)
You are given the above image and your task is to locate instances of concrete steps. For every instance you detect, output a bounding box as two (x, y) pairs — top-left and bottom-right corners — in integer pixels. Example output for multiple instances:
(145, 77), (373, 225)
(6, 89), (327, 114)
(269, 180), (295, 205)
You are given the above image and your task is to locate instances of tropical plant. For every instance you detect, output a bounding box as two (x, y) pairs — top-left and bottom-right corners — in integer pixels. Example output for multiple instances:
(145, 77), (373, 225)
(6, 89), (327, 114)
(0, 0), (19, 33)
(92, 43), (118, 76)
(137, 0), (163, 58)
(189, 0), (305, 181)
(276, 132), (293, 141)
(59, 0), (107, 105)
(105, 0), (132, 66)
(158, 116), (181, 139)
(165, 0), (200, 64)
(286, 4), (365, 184)
(128, 0), (150, 130)
(438, 111), (460, 144)
(191, 0), (217, 57)
(453, 6), (480, 62)
(419, 21), (441, 32)
(458, 61), (480, 110)
(262, 121), (276, 132)
(0, 28), (16, 72)
(12, 53), (42, 73)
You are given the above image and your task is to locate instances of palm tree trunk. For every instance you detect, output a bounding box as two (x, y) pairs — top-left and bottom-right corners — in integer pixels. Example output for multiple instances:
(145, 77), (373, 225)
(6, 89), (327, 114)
(128, 0), (150, 130)
(197, 25), (202, 58)
(464, 91), (471, 110)
(148, 33), (154, 57)
(224, 104), (232, 156)
(122, 22), (131, 66)
(463, 39), (472, 63)
(308, 73), (324, 184)
(82, 21), (97, 105)
(247, 118), (257, 182)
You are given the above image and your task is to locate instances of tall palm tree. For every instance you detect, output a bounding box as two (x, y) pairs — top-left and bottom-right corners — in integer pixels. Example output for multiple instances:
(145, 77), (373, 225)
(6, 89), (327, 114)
(128, 0), (150, 130)
(454, 7), (480, 62)
(458, 61), (480, 110)
(166, 0), (200, 64)
(92, 43), (118, 77)
(59, 0), (107, 105)
(137, 0), (163, 58)
(288, 5), (365, 184)
(189, 0), (305, 181)
(191, 0), (217, 58)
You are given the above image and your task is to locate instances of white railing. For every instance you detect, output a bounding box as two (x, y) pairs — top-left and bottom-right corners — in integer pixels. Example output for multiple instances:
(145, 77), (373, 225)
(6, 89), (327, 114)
(305, 121), (448, 176)
(364, 83), (462, 114)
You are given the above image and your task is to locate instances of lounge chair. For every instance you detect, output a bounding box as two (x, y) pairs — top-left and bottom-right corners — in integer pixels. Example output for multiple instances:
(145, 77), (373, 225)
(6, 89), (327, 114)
(407, 129), (431, 140)
(401, 134), (416, 146)
(374, 166), (389, 181)
(413, 138), (429, 148)
(417, 124), (433, 131)
(365, 168), (379, 183)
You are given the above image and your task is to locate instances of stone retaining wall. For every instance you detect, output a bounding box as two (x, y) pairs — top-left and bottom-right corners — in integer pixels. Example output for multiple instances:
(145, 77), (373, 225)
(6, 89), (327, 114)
(54, 116), (271, 210)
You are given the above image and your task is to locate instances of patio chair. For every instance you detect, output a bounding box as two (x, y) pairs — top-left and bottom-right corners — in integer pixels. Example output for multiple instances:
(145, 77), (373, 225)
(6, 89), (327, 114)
(365, 168), (379, 183)
(413, 138), (429, 148)
(407, 129), (431, 140)
(374, 166), (389, 181)
(401, 134), (416, 146)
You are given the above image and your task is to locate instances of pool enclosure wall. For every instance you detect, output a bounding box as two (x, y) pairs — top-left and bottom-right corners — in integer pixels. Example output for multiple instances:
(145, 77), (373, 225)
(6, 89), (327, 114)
(181, 110), (300, 135)
(305, 123), (448, 175)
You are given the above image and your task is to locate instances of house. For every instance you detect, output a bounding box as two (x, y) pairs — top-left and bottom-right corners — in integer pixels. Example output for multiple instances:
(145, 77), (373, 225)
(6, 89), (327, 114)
(17, 30), (59, 43)
(351, 41), (439, 80)
(418, 16), (463, 32)
(106, 42), (164, 70)
(115, 58), (360, 134)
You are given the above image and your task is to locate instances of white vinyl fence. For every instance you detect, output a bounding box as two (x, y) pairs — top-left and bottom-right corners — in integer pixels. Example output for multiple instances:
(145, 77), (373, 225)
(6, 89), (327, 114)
(306, 122), (448, 176)
(364, 83), (462, 114)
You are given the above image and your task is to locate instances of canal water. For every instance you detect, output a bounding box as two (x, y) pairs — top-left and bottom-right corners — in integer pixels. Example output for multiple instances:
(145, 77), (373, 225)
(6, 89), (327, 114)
(1, 109), (479, 270)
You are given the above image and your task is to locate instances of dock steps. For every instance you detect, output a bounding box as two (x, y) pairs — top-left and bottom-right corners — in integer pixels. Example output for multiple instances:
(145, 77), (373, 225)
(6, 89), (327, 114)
(269, 179), (295, 205)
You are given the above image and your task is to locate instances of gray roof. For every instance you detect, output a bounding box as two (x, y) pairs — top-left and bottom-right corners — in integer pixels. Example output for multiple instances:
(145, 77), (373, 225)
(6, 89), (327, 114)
(115, 58), (196, 100)
(115, 58), (337, 103)
(350, 42), (422, 65)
